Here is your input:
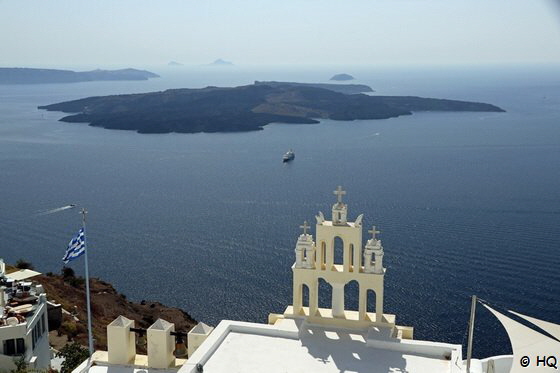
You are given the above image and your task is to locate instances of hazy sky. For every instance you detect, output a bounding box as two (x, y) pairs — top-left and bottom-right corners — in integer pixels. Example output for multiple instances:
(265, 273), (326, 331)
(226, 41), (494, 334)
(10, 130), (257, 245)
(2, 0), (560, 68)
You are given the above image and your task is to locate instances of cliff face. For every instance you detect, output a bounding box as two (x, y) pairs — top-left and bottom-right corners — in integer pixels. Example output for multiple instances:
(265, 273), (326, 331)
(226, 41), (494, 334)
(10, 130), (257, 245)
(37, 273), (197, 352)
(38, 82), (505, 134)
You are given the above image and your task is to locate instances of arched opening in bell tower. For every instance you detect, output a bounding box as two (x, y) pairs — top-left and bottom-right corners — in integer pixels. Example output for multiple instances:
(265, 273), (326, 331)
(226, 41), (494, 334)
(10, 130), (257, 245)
(318, 278), (332, 309)
(366, 289), (377, 314)
(333, 236), (344, 267)
(302, 284), (310, 308)
(320, 241), (327, 269)
(349, 243), (355, 271)
(344, 280), (359, 311)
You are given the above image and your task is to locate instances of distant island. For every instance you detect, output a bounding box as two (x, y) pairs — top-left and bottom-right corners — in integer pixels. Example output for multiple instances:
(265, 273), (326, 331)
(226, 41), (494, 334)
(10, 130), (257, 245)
(38, 81), (505, 134)
(208, 58), (234, 66)
(330, 73), (354, 81)
(0, 67), (159, 84)
(168, 61), (184, 66)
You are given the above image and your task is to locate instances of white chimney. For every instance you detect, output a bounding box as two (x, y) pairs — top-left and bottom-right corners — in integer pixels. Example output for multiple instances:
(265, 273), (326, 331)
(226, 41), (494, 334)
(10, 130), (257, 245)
(147, 319), (175, 369)
(107, 316), (136, 364)
(188, 322), (214, 357)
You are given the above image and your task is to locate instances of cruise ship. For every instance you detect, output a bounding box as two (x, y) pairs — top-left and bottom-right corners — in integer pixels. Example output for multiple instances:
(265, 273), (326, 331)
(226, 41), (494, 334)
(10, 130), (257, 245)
(282, 149), (295, 162)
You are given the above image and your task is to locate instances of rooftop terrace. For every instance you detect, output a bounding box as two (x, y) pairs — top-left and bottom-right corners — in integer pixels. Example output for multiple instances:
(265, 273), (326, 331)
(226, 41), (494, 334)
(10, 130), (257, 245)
(0, 271), (46, 328)
(179, 319), (463, 373)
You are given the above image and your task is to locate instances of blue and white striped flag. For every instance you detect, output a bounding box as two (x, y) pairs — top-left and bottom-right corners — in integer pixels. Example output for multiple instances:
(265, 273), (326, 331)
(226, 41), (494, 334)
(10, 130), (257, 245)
(62, 228), (85, 263)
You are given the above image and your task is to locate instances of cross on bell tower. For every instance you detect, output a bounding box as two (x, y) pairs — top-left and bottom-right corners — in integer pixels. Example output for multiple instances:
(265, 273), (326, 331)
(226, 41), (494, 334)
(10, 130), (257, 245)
(332, 186), (348, 225)
(369, 226), (381, 241)
(299, 221), (310, 235)
(334, 186), (346, 204)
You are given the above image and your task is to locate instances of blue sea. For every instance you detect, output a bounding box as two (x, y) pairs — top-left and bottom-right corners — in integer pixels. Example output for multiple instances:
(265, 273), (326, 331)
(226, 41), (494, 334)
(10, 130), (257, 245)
(1, 64), (559, 358)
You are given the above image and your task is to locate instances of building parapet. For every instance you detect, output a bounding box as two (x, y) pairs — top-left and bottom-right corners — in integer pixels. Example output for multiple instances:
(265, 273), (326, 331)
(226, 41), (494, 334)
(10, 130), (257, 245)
(76, 316), (211, 372)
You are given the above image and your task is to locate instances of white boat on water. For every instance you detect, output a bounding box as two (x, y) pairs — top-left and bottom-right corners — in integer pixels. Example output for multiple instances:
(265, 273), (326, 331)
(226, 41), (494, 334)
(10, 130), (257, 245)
(283, 149), (295, 162)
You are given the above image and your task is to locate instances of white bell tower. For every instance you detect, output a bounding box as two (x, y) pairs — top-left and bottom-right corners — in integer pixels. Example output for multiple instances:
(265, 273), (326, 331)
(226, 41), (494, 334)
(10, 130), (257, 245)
(364, 226), (384, 274)
(280, 186), (406, 331)
(294, 221), (315, 270)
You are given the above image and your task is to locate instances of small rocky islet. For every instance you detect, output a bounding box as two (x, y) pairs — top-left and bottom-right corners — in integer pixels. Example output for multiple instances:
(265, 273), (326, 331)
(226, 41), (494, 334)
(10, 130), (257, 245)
(330, 73), (355, 81)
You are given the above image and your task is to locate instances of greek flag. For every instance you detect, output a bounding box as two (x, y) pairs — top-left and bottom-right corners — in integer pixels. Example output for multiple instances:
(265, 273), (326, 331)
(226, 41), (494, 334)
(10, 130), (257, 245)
(62, 228), (85, 263)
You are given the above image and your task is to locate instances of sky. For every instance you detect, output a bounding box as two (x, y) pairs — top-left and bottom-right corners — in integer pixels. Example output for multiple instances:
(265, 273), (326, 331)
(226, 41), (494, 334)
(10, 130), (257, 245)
(1, 0), (560, 68)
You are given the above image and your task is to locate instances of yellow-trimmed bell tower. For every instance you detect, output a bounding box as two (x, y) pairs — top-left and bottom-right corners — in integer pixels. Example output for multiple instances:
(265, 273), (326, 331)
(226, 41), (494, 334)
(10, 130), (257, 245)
(275, 187), (411, 336)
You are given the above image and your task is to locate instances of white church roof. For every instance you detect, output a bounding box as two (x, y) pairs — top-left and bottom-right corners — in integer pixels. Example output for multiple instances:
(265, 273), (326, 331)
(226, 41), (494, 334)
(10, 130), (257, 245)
(179, 319), (462, 373)
(202, 332), (451, 373)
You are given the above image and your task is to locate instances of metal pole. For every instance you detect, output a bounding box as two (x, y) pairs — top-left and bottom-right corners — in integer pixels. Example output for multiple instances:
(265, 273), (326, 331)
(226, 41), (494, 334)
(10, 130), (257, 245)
(466, 295), (477, 373)
(82, 208), (94, 356)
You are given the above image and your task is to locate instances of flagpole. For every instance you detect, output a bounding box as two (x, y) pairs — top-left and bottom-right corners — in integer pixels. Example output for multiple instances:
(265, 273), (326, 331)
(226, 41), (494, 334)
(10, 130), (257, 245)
(81, 208), (94, 356)
(466, 295), (477, 373)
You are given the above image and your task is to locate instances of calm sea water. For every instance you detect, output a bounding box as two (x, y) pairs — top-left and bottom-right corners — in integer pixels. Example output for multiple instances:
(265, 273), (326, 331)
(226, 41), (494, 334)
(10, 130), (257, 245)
(1, 65), (559, 358)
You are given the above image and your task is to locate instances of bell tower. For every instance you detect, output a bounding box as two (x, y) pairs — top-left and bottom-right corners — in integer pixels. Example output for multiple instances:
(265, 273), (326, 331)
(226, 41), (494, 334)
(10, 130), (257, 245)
(281, 186), (404, 330)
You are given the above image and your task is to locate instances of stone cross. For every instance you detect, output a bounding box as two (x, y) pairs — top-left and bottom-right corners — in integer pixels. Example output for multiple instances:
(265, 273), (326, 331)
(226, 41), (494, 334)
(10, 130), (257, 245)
(300, 221), (310, 235)
(369, 225), (381, 240)
(333, 186), (346, 204)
